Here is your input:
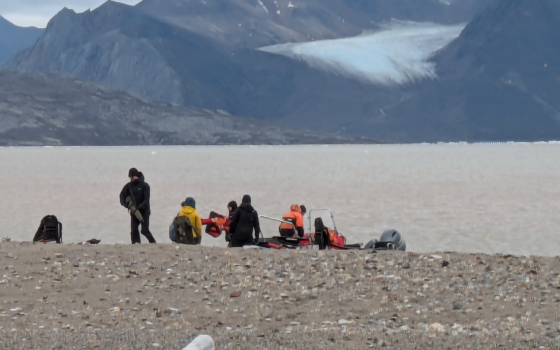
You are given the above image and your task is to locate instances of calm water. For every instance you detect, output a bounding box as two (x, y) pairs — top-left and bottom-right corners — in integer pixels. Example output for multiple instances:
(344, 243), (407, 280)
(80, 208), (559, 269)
(1, 144), (559, 256)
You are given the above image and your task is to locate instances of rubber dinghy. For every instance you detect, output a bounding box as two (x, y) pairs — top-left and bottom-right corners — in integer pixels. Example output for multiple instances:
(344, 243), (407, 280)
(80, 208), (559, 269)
(255, 208), (406, 251)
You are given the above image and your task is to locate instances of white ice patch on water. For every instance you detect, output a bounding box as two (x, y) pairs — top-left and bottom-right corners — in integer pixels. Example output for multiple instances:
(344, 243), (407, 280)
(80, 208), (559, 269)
(260, 21), (465, 85)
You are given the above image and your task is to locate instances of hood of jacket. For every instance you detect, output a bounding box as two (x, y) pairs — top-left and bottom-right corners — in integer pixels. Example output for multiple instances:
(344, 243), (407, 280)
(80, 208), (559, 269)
(179, 206), (197, 216)
(239, 203), (254, 212)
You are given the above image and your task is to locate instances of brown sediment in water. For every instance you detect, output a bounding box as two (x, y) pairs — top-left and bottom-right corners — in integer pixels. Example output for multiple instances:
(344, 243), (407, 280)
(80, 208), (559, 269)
(0, 242), (559, 349)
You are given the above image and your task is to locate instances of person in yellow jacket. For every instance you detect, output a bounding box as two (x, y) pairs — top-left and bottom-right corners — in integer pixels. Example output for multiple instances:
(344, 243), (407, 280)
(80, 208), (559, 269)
(178, 197), (202, 244)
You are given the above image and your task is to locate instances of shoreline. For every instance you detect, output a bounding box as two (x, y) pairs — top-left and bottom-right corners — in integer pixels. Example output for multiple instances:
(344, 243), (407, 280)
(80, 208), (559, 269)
(1, 242), (559, 349)
(3, 141), (560, 149)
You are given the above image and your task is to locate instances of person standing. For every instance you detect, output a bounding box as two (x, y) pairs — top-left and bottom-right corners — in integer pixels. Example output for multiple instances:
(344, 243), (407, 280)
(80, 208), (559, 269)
(119, 168), (156, 244)
(229, 195), (260, 247)
(227, 201), (238, 219)
(224, 201), (238, 242)
(300, 204), (307, 233)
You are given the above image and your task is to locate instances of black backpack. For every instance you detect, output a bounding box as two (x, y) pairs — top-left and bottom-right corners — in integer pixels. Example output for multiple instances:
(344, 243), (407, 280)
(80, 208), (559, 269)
(173, 215), (197, 245)
(33, 215), (63, 243)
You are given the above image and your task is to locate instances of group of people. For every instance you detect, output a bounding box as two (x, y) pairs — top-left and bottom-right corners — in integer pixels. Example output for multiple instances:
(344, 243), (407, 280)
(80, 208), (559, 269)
(119, 168), (307, 247)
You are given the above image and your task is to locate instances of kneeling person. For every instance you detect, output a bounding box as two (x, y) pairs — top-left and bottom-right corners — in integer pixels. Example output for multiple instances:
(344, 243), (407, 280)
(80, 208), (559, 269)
(174, 197), (202, 245)
(279, 204), (304, 238)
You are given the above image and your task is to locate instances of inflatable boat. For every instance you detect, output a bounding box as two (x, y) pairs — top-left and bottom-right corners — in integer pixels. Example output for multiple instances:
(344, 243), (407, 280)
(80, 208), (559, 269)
(255, 208), (406, 251)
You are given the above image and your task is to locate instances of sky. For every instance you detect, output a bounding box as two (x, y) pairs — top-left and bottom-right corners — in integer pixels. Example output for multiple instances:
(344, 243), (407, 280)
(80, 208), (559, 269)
(260, 21), (465, 86)
(0, 0), (142, 28)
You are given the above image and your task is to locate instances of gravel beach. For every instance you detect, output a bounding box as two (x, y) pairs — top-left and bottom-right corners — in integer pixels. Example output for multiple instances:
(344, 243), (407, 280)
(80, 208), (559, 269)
(1, 242), (559, 349)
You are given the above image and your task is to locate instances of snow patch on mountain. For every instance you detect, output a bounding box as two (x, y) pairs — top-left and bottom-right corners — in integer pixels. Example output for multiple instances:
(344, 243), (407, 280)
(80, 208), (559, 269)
(257, 0), (269, 14)
(260, 21), (465, 86)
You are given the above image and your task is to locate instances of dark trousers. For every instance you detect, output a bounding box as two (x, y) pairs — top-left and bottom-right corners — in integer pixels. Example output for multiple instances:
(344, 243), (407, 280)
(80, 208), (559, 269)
(131, 214), (156, 244)
(279, 228), (295, 237)
(230, 236), (253, 248)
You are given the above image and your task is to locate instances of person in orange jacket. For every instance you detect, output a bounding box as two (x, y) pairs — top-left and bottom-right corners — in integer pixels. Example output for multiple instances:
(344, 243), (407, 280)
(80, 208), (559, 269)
(279, 204), (304, 238)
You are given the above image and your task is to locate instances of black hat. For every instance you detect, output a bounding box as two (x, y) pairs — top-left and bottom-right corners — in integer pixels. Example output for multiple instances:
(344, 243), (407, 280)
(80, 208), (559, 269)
(300, 205), (307, 214)
(242, 195), (251, 204)
(128, 168), (140, 178)
(181, 197), (196, 209)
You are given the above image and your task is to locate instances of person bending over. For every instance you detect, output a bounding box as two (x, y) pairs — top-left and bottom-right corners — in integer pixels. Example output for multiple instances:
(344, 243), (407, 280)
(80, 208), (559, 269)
(119, 168), (156, 244)
(229, 195), (260, 247)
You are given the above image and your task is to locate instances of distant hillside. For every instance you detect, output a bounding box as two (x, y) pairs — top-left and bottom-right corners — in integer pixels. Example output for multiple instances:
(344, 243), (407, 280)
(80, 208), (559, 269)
(0, 16), (42, 64)
(0, 70), (371, 146)
(136, 0), (493, 48)
(361, 0), (560, 142)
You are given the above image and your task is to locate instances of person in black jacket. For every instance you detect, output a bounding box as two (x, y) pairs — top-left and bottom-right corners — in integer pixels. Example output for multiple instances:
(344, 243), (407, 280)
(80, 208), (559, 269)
(229, 195), (260, 247)
(224, 200), (238, 242)
(119, 168), (156, 244)
(227, 201), (238, 219)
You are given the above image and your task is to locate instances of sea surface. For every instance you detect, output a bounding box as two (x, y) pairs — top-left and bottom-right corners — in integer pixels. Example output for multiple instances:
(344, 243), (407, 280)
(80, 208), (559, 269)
(1, 144), (559, 256)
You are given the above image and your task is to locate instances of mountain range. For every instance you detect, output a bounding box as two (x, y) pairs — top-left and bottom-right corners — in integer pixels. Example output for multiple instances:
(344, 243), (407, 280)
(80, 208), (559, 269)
(2, 0), (559, 143)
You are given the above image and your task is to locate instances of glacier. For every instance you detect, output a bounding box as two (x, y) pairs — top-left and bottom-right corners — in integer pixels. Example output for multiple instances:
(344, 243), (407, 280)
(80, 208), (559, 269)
(260, 21), (466, 86)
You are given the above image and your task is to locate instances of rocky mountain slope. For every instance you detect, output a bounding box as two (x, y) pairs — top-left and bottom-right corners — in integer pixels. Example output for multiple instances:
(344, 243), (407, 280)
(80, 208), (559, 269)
(136, 0), (493, 48)
(0, 70), (368, 146)
(2, 0), (492, 105)
(364, 0), (560, 142)
(0, 16), (42, 64)
(2, 0), (493, 143)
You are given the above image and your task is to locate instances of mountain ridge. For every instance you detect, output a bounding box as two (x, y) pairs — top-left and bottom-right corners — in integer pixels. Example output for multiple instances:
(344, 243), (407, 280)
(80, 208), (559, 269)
(0, 15), (43, 63)
(135, 0), (493, 48)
